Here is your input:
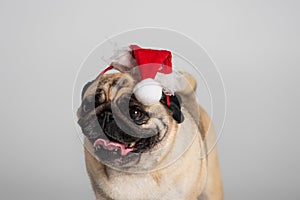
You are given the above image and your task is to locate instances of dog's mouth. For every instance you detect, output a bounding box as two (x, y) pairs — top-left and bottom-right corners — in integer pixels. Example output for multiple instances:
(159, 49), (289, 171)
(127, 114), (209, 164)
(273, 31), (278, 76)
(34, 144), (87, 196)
(86, 108), (161, 157)
(93, 138), (135, 156)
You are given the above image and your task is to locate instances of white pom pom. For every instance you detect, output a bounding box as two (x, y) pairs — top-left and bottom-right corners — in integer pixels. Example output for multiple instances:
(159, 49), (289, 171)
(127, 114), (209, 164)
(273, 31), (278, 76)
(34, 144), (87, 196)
(133, 79), (162, 106)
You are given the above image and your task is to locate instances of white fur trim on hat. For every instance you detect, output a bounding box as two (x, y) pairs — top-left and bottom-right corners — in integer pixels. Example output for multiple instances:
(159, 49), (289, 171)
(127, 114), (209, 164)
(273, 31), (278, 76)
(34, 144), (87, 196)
(110, 47), (136, 72)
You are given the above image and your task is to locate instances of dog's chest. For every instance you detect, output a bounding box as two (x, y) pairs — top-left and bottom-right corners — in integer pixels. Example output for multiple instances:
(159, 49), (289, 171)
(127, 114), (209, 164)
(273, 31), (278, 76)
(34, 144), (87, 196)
(101, 152), (203, 200)
(101, 172), (190, 200)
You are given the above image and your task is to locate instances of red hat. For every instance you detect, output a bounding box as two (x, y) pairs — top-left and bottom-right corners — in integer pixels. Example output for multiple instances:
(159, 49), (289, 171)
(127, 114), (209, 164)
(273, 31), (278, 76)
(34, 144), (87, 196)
(130, 44), (172, 79)
(102, 45), (175, 106)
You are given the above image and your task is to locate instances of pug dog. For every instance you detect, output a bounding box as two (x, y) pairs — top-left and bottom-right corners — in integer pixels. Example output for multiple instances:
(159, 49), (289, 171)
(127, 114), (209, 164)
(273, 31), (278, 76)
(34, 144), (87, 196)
(77, 72), (223, 200)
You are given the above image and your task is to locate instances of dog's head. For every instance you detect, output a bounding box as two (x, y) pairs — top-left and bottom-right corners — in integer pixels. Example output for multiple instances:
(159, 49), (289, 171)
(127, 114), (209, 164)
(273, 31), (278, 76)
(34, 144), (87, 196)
(77, 73), (187, 170)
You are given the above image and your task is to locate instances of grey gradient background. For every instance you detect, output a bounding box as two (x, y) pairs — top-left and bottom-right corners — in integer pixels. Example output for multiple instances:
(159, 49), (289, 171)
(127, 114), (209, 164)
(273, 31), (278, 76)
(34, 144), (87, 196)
(1, 0), (299, 199)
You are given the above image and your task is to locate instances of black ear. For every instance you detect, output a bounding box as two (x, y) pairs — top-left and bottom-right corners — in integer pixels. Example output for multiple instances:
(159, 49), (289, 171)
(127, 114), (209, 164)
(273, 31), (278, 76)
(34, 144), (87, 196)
(160, 93), (184, 123)
(81, 81), (94, 100)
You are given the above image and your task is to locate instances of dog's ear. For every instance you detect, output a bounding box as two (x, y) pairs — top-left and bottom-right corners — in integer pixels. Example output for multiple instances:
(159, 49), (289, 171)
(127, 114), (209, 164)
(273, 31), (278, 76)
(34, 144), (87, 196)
(176, 72), (200, 123)
(160, 93), (184, 123)
(169, 94), (184, 123)
(177, 72), (197, 95)
(160, 72), (198, 124)
(81, 80), (94, 100)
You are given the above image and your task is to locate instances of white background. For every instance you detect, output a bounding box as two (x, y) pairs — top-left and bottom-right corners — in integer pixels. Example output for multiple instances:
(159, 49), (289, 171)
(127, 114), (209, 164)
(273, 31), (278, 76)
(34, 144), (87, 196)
(0, 0), (299, 199)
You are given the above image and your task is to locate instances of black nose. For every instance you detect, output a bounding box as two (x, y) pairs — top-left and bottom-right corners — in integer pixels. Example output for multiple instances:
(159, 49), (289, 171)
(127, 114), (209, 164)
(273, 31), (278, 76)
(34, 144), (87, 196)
(98, 110), (114, 128)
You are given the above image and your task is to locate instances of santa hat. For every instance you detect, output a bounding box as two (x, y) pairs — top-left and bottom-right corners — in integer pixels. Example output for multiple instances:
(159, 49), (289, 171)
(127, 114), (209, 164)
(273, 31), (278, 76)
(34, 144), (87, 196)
(101, 45), (175, 106)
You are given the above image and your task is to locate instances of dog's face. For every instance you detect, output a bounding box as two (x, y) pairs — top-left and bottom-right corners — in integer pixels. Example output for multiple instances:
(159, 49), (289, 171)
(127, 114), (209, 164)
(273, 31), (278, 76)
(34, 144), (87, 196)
(77, 73), (184, 170)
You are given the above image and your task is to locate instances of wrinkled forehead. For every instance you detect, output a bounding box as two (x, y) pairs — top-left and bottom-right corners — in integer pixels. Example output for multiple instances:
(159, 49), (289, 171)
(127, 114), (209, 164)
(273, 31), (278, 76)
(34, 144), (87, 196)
(82, 73), (136, 100)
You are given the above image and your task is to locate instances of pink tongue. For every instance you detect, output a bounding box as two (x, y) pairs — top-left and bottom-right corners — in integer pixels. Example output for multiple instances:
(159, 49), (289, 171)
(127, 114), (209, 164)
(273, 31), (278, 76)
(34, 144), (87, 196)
(93, 138), (134, 156)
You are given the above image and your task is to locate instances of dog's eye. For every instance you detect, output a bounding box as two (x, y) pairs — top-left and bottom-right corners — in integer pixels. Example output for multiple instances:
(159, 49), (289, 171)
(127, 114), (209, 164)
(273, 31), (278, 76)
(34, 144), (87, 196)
(129, 106), (145, 121)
